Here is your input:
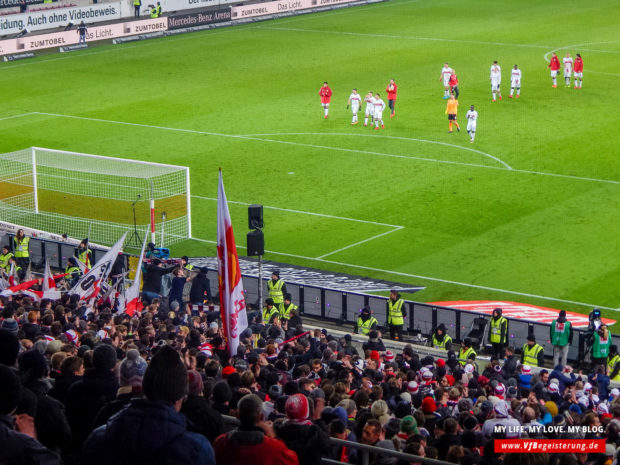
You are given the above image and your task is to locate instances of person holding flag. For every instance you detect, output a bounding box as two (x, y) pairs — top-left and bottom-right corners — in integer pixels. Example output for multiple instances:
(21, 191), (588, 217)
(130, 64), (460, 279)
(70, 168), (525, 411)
(217, 169), (248, 357)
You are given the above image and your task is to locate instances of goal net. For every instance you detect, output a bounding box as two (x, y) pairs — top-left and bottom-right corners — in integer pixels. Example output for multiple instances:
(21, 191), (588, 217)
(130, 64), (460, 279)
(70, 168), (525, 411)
(0, 147), (191, 247)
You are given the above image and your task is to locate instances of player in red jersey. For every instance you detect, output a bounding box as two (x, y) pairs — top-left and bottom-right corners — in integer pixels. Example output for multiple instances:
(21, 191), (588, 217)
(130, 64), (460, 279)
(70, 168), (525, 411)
(319, 82), (332, 119)
(386, 79), (397, 118)
(548, 52), (561, 88)
(448, 73), (459, 100)
(573, 54), (584, 89)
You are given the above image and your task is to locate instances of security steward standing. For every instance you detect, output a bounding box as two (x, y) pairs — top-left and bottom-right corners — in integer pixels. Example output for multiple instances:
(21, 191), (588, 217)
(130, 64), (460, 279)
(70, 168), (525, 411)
(431, 324), (452, 351)
(279, 293), (297, 323)
(13, 229), (29, 279)
(0, 245), (14, 274)
(355, 306), (378, 336)
(459, 337), (477, 366)
(262, 298), (280, 325)
(77, 239), (92, 269)
(550, 310), (573, 368)
(522, 334), (545, 367)
(65, 257), (82, 288)
(386, 289), (406, 341)
(607, 345), (620, 381)
(267, 270), (286, 306)
(488, 308), (508, 359)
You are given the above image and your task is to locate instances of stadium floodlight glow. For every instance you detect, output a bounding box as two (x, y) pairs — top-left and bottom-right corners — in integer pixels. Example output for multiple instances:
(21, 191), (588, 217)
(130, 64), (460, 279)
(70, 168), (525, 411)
(0, 147), (191, 247)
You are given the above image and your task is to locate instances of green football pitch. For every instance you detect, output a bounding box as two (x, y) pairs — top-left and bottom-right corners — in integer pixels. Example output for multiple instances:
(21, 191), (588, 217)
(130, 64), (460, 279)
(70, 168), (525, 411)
(0, 0), (618, 322)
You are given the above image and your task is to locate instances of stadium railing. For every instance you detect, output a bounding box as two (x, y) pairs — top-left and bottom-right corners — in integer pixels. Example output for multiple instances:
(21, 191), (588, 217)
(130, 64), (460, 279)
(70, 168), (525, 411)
(220, 415), (452, 465)
(201, 268), (617, 365)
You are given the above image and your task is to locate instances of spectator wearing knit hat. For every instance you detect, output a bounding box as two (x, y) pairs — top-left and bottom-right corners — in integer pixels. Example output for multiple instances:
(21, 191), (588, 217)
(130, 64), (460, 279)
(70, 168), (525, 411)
(83, 345), (215, 465)
(92, 349), (148, 428)
(65, 344), (119, 455)
(275, 393), (330, 465)
(181, 370), (224, 443)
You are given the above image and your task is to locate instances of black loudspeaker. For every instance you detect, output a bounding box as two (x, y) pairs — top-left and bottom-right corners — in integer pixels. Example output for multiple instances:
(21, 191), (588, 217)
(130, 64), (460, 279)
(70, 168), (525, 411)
(248, 204), (263, 229)
(247, 229), (264, 256)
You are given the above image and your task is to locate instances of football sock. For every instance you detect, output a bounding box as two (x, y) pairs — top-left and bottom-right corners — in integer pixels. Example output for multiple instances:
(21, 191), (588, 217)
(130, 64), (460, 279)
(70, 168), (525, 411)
(449, 122), (453, 131)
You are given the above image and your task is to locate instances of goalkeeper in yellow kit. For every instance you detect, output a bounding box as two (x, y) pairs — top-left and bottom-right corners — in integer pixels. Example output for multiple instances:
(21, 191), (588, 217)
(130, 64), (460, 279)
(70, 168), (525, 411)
(445, 95), (460, 133)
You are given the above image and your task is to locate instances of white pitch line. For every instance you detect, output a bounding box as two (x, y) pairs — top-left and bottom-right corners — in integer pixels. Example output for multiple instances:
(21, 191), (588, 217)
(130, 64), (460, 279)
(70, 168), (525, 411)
(316, 226), (403, 259)
(187, 234), (617, 311)
(27, 112), (620, 185)
(240, 132), (512, 170)
(0, 112), (37, 122)
(191, 194), (402, 228)
(256, 25), (557, 50)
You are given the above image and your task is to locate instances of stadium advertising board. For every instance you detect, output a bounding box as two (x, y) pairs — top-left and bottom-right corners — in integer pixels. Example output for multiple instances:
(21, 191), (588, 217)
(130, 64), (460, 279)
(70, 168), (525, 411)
(230, 0), (356, 18)
(0, 0), (42, 9)
(167, 8), (231, 30)
(0, 17), (166, 55)
(159, 0), (236, 13)
(0, 3), (121, 35)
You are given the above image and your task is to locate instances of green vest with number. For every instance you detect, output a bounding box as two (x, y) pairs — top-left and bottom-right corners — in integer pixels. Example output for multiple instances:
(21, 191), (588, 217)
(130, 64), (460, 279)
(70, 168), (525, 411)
(593, 332), (612, 359)
(550, 319), (571, 346)
(14, 237), (29, 258)
(432, 333), (452, 350)
(0, 252), (13, 272)
(268, 279), (285, 304)
(489, 317), (507, 344)
(387, 298), (404, 326)
(357, 316), (378, 335)
(608, 354), (620, 381)
(262, 306), (279, 324)
(522, 343), (543, 367)
(459, 346), (476, 365)
(279, 302), (297, 320)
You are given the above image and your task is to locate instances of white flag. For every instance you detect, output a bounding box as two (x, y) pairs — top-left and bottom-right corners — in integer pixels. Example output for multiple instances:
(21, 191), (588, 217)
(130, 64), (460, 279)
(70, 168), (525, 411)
(217, 170), (248, 357)
(118, 229), (148, 317)
(69, 233), (127, 300)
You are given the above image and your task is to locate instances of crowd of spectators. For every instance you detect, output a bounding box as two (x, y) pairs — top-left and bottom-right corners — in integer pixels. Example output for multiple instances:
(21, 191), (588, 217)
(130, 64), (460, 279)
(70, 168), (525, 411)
(1, 285), (620, 465)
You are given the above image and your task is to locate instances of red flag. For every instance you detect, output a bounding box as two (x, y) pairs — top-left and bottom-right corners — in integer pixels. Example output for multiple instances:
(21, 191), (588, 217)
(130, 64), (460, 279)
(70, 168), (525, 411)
(217, 170), (248, 357)
(119, 230), (148, 317)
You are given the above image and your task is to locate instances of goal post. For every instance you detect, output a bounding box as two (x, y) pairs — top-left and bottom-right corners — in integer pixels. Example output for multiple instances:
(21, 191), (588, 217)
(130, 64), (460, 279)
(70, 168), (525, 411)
(0, 147), (191, 247)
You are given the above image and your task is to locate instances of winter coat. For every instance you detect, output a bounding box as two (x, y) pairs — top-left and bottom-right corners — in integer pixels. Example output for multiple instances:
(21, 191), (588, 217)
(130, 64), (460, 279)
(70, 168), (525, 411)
(65, 368), (119, 451)
(180, 395), (224, 443)
(0, 414), (61, 465)
(214, 426), (299, 465)
(82, 399), (215, 465)
(48, 374), (82, 404)
(275, 421), (331, 465)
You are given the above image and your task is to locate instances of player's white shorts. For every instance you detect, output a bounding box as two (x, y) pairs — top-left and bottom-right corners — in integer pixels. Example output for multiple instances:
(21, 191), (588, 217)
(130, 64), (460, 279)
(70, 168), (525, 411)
(374, 110), (383, 121)
(550, 70), (558, 78)
(574, 72), (583, 78)
(467, 121), (477, 132)
(443, 75), (450, 86)
(351, 104), (360, 114)
(564, 70), (572, 78)
(511, 80), (520, 88)
(491, 80), (500, 90)
(365, 106), (374, 116)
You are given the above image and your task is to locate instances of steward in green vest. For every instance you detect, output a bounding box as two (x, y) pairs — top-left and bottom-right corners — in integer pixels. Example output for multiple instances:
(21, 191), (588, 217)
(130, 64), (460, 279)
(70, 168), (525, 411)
(65, 257), (82, 288)
(522, 334), (544, 367)
(386, 289), (406, 341)
(13, 229), (30, 266)
(592, 325), (612, 367)
(459, 337), (477, 365)
(268, 270), (286, 305)
(608, 345), (620, 382)
(355, 306), (378, 335)
(0, 245), (13, 274)
(156, 1), (162, 16)
(150, 6), (158, 18)
(550, 310), (573, 368)
(431, 323), (452, 350)
(133, 0), (141, 17)
(262, 298), (280, 324)
(279, 293), (297, 321)
(77, 239), (92, 269)
(488, 307), (508, 359)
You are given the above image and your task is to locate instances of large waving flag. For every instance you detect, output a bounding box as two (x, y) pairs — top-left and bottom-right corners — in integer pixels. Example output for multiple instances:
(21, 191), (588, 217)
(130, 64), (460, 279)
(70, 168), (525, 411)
(69, 233), (127, 300)
(217, 170), (248, 357)
(41, 260), (61, 300)
(119, 229), (148, 317)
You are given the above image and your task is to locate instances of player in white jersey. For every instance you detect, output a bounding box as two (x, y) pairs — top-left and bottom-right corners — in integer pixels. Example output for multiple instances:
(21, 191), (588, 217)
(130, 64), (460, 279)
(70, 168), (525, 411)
(490, 61), (502, 102)
(563, 53), (573, 87)
(466, 105), (478, 143)
(373, 93), (386, 130)
(347, 88), (362, 125)
(440, 63), (453, 99)
(364, 92), (375, 127)
(509, 65), (521, 98)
